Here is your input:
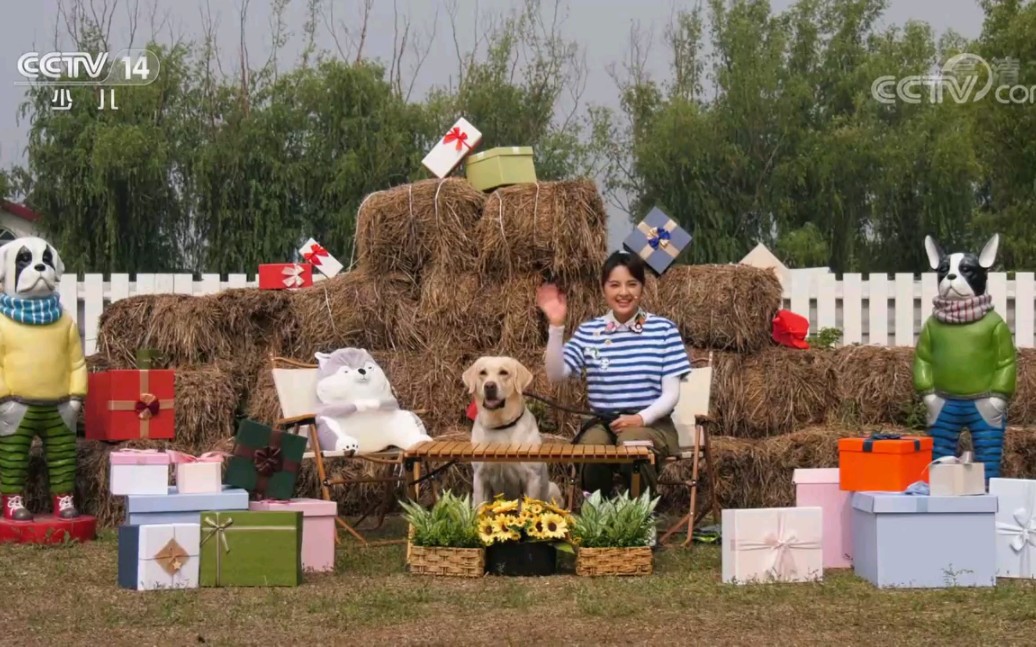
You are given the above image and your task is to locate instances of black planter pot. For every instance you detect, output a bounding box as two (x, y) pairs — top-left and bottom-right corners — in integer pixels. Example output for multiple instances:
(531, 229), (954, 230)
(485, 542), (557, 576)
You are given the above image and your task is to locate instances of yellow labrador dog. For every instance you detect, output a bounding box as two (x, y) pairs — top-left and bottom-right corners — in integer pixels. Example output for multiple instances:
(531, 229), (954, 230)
(462, 356), (562, 506)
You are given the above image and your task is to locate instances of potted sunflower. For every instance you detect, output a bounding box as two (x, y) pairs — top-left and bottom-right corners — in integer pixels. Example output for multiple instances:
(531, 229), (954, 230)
(400, 491), (484, 577)
(477, 495), (575, 576)
(571, 490), (659, 576)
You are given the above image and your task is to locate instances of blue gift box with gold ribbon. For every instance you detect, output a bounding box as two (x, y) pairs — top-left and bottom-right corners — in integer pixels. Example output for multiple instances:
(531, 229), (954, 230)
(622, 207), (692, 275)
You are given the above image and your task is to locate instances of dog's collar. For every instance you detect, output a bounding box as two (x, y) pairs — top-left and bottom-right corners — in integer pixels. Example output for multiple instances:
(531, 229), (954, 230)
(484, 408), (527, 431)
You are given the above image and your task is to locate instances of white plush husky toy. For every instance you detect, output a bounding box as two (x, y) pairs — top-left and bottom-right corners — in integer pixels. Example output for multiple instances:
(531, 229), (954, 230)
(313, 348), (431, 454)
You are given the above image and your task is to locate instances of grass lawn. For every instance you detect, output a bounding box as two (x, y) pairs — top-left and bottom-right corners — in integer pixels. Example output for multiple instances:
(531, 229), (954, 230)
(3, 517), (1036, 646)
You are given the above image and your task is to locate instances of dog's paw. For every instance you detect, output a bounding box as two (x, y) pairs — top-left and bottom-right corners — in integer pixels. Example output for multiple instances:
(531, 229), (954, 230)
(334, 434), (360, 453)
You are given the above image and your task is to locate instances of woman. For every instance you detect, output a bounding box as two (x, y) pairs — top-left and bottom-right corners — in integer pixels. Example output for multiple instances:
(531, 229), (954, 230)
(537, 250), (692, 497)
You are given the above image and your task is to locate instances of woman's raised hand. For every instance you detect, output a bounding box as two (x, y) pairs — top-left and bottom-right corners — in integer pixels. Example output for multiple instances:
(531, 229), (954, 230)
(536, 282), (567, 326)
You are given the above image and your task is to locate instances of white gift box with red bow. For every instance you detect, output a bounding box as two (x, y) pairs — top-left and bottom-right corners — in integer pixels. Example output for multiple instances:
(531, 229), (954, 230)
(258, 262), (314, 290)
(298, 238), (343, 278)
(422, 117), (482, 178)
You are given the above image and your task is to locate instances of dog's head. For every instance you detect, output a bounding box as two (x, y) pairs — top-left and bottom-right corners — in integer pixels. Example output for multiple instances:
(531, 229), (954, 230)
(0, 237), (64, 298)
(925, 234), (998, 300)
(462, 356), (534, 413)
(314, 348), (392, 402)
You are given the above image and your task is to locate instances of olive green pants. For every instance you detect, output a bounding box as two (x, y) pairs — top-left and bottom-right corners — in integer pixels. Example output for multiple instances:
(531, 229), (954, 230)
(575, 418), (678, 497)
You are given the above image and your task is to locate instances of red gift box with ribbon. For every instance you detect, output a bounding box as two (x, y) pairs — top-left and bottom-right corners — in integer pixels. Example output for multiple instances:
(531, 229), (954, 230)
(258, 262), (313, 290)
(86, 369), (176, 441)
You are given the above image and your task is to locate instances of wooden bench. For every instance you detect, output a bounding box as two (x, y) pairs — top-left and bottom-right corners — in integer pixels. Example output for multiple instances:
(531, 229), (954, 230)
(403, 440), (656, 504)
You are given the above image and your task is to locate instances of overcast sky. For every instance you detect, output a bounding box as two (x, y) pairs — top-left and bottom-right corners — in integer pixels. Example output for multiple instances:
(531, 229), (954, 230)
(0, 0), (985, 250)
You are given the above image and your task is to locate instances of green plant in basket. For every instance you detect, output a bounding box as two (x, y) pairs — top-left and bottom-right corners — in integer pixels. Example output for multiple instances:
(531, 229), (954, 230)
(571, 490), (660, 548)
(399, 491), (481, 548)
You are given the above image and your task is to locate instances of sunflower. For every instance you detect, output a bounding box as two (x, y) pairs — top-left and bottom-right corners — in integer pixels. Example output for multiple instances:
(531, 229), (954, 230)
(477, 517), (497, 544)
(521, 498), (544, 516)
(526, 517), (549, 540)
(537, 512), (569, 539)
(491, 499), (520, 514)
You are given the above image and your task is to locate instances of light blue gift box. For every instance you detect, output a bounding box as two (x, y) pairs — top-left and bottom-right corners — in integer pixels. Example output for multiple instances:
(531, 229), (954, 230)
(851, 492), (998, 588)
(124, 486), (248, 526)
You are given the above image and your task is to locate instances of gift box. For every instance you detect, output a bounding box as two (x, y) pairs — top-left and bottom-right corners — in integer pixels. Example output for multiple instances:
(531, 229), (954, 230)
(224, 419), (307, 501)
(622, 207), (693, 276)
(838, 434), (932, 492)
(793, 468), (852, 568)
(258, 262), (313, 290)
(118, 523), (200, 590)
(199, 510), (303, 587)
(110, 449), (170, 496)
(125, 486), (249, 526)
(464, 146), (536, 192)
(86, 369), (175, 441)
(250, 498), (337, 573)
(929, 453), (985, 496)
(421, 117), (482, 178)
(169, 451), (225, 495)
(721, 507), (823, 584)
(134, 348), (166, 369)
(989, 478), (1036, 579)
(851, 492), (997, 588)
(298, 238), (342, 279)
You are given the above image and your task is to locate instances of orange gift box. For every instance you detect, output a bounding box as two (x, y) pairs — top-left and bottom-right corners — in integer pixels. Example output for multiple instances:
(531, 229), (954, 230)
(838, 434), (932, 492)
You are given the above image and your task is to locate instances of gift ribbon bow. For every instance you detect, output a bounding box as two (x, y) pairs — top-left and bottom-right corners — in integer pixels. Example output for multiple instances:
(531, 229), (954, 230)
(647, 226), (671, 249)
(736, 512), (821, 580)
(135, 393), (160, 419)
(303, 243), (328, 267)
(442, 126), (472, 151)
(635, 220), (680, 261)
(282, 264), (305, 288)
(254, 446), (283, 476)
(997, 483), (1036, 577)
(154, 537), (189, 576)
(167, 450), (226, 464)
(200, 512), (298, 586)
(108, 370), (175, 439)
(862, 433), (920, 452)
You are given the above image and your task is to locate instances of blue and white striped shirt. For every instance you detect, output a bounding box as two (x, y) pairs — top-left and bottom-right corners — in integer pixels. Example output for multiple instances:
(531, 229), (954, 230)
(562, 312), (692, 413)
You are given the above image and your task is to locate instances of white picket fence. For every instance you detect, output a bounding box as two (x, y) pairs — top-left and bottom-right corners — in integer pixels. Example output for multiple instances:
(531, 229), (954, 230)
(54, 271), (1036, 356)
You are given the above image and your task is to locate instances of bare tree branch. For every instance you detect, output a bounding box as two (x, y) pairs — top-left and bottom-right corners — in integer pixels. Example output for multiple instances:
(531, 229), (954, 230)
(319, 0), (348, 60)
(404, 4), (439, 102)
(354, 0), (373, 65)
(238, 0), (250, 114)
(445, 0), (465, 89)
(124, 0), (139, 50)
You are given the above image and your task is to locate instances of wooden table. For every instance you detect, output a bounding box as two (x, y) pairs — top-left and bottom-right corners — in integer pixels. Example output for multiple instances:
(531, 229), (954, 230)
(402, 440), (656, 502)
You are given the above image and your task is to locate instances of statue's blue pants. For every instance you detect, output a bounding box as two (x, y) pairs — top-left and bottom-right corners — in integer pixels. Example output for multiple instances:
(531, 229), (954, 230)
(928, 398), (1005, 479)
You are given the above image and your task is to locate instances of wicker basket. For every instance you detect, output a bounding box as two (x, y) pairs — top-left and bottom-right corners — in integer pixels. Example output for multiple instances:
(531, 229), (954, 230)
(575, 547), (653, 576)
(407, 544), (486, 577)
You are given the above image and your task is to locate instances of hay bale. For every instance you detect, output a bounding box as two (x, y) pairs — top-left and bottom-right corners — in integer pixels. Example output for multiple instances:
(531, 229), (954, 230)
(477, 180), (608, 279)
(175, 364), (240, 451)
(1010, 349), (1036, 426)
(417, 263), (501, 351)
(832, 346), (919, 426)
(712, 348), (837, 438)
(355, 178), (486, 274)
(652, 265), (781, 352)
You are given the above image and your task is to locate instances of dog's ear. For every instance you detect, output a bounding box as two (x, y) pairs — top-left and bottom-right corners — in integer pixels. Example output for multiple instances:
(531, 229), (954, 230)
(461, 359), (482, 395)
(924, 235), (943, 270)
(314, 352), (331, 368)
(510, 358), (534, 395)
(979, 234), (999, 269)
(48, 244), (64, 278)
(0, 241), (9, 285)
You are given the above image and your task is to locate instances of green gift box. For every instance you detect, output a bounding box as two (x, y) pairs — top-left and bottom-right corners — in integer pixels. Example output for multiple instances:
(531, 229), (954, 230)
(464, 146), (536, 192)
(200, 510), (303, 587)
(225, 419), (307, 500)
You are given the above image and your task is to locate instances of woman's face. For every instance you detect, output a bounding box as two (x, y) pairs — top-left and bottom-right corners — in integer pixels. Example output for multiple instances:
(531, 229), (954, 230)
(603, 265), (643, 321)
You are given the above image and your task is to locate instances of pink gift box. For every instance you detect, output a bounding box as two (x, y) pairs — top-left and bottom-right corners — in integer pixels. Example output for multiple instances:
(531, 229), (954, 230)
(168, 451), (225, 494)
(109, 449), (171, 496)
(250, 498), (337, 572)
(793, 468), (852, 569)
(110, 450), (170, 465)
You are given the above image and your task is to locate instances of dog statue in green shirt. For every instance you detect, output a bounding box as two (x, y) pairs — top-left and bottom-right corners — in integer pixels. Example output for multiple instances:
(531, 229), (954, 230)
(914, 234), (1016, 479)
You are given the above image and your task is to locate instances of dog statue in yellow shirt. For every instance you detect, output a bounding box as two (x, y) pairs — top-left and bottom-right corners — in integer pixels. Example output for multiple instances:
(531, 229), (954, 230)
(0, 237), (86, 521)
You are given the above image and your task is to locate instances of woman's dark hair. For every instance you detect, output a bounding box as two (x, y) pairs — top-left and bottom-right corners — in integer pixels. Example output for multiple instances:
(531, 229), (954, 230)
(601, 250), (647, 286)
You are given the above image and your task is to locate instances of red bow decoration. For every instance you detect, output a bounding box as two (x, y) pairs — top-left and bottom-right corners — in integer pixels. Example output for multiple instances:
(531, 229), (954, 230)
(443, 126), (471, 151)
(303, 244), (328, 266)
(135, 393), (160, 419)
(253, 446), (284, 477)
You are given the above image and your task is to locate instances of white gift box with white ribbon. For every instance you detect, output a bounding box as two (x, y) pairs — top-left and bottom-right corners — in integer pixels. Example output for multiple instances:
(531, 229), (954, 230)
(929, 452), (986, 496)
(722, 507), (823, 584)
(990, 478), (1036, 579)
(421, 117), (482, 178)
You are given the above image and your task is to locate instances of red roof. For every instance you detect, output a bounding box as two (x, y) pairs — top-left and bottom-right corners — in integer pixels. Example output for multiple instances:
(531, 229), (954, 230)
(0, 200), (40, 222)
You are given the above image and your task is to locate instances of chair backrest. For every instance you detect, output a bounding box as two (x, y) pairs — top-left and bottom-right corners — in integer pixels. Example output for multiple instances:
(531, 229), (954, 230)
(271, 362), (321, 419)
(671, 356), (713, 450)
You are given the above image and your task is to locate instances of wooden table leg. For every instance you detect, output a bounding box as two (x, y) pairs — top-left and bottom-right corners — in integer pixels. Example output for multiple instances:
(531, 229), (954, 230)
(630, 461), (641, 497)
(410, 460), (422, 502)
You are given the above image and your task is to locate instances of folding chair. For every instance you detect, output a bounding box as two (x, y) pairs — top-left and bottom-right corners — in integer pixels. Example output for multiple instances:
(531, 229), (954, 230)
(658, 352), (721, 547)
(269, 356), (409, 547)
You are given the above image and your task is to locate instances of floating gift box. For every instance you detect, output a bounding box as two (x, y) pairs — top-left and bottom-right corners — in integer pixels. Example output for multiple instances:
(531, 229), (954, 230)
(464, 146), (536, 192)
(110, 448), (170, 496)
(168, 451), (225, 495)
(118, 523), (200, 590)
(250, 498), (337, 573)
(622, 207), (693, 276)
(199, 510), (303, 587)
(422, 117), (482, 178)
(722, 507), (823, 584)
(298, 238), (342, 279)
(989, 478), (1036, 579)
(838, 433), (932, 492)
(851, 492), (997, 588)
(125, 486), (249, 526)
(929, 452), (985, 496)
(86, 369), (175, 441)
(225, 419), (307, 501)
(793, 468), (852, 569)
(258, 262), (313, 290)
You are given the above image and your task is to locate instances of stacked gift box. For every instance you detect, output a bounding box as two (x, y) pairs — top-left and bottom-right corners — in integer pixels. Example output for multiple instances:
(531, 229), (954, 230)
(422, 117), (538, 192)
(258, 237), (345, 291)
(112, 419), (337, 590)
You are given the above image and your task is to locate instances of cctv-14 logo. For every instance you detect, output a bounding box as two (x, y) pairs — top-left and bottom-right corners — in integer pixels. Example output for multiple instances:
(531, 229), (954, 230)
(15, 49), (160, 112)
